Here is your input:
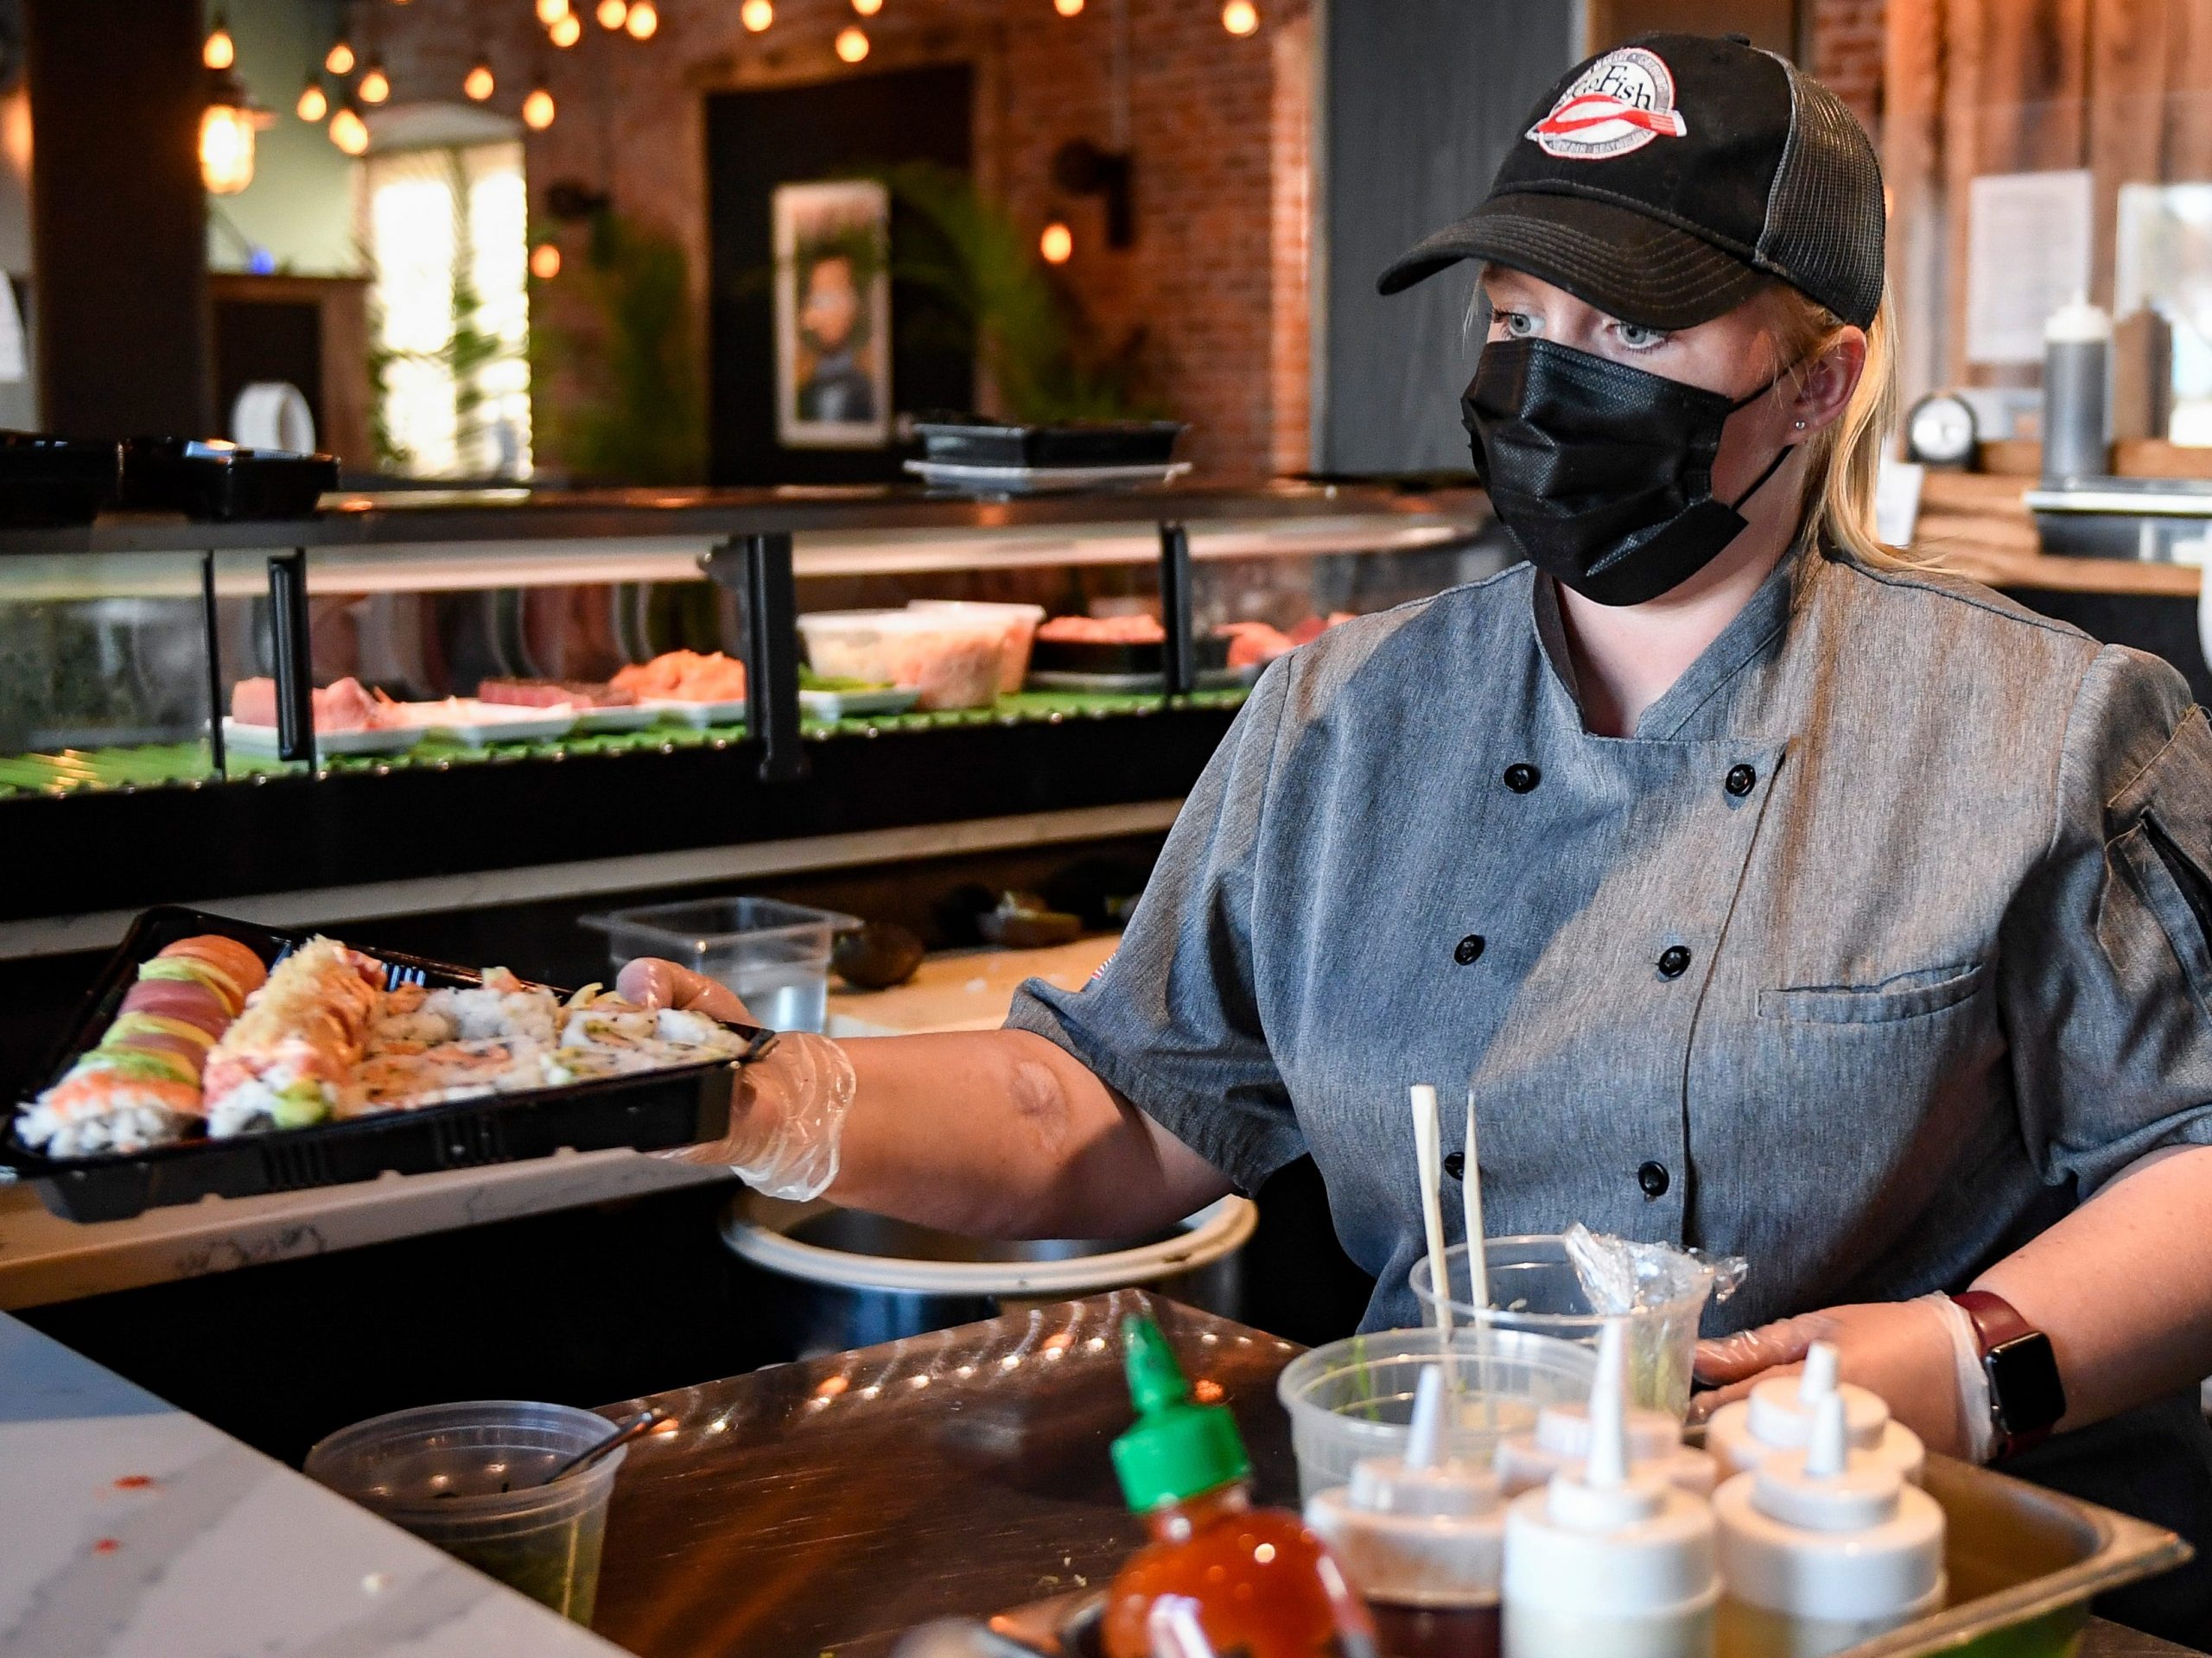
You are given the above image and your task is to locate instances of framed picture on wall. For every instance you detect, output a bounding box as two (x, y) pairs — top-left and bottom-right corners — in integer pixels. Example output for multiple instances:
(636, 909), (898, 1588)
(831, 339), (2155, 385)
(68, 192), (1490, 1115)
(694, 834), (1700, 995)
(772, 179), (892, 449)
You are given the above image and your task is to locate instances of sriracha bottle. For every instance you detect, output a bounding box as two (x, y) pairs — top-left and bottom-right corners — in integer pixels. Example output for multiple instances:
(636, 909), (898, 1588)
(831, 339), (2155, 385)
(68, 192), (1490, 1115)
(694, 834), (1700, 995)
(1102, 1316), (1378, 1658)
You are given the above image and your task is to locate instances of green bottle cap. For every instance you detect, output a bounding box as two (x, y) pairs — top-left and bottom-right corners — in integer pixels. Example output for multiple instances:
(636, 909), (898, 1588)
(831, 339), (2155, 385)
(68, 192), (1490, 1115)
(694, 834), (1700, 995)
(1110, 1314), (1250, 1512)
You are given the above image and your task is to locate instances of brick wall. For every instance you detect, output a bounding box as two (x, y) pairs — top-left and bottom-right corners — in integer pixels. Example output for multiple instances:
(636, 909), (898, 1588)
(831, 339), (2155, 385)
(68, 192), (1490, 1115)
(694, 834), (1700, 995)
(378, 0), (1307, 480)
(1809, 0), (1885, 130)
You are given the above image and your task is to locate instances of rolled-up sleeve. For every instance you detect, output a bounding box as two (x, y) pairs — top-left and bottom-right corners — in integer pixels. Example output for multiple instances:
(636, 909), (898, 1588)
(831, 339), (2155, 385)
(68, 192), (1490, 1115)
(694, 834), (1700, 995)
(2004, 644), (2212, 1191)
(1005, 660), (1305, 1192)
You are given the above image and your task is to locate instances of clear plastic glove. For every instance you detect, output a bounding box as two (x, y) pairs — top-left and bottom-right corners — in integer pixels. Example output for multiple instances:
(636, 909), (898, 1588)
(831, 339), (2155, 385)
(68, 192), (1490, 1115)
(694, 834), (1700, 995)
(1688, 1296), (1974, 1458)
(617, 957), (856, 1201)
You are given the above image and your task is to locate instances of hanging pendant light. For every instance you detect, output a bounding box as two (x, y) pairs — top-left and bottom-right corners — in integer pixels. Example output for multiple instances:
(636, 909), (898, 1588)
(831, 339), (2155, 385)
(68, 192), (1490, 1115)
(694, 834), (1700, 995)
(296, 77), (329, 124)
(325, 36), (355, 76)
(357, 57), (391, 105)
(328, 100), (370, 156)
(741, 0), (772, 29)
(625, 1), (658, 39)
(200, 71), (257, 194)
(835, 25), (869, 61)
(463, 58), (496, 100)
(203, 11), (236, 71)
(523, 86), (557, 130)
(550, 11), (582, 46)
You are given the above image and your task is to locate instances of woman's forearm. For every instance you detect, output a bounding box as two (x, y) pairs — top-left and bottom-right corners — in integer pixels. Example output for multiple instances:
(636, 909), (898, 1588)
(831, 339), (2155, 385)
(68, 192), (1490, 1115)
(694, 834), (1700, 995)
(821, 1029), (1233, 1239)
(1974, 1143), (2212, 1431)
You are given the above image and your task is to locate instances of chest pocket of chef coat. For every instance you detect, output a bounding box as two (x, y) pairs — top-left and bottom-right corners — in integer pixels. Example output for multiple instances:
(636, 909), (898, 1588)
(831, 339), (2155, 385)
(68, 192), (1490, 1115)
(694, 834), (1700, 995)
(1758, 961), (1991, 1024)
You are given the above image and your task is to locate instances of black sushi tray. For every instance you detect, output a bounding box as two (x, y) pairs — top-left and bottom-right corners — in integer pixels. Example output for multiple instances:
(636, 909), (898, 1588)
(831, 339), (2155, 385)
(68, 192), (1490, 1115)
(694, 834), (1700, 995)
(912, 414), (1186, 469)
(118, 437), (340, 521)
(2, 905), (765, 1223)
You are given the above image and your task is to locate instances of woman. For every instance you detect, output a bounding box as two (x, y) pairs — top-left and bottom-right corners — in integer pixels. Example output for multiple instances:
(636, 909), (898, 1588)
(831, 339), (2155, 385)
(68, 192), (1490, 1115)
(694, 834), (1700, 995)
(632, 35), (2212, 1638)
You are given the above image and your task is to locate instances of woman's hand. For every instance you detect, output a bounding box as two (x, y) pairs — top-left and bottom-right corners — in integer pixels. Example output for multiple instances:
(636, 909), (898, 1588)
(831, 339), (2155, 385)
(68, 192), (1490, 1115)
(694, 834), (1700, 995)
(616, 957), (753, 1024)
(1689, 1298), (1971, 1458)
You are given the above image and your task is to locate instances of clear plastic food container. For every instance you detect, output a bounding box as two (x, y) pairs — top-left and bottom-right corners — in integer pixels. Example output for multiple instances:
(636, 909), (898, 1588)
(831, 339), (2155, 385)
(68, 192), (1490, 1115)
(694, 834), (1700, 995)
(303, 1399), (626, 1624)
(796, 609), (1007, 710)
(906, 600), (1046, 693)
(1276, 1325), (1596, 1502)
(582, 896), (859, 1033)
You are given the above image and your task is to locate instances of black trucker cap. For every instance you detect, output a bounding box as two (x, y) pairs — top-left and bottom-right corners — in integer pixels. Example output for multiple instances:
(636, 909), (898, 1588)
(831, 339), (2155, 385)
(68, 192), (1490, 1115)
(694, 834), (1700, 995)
(1377, 33), (1885, 330)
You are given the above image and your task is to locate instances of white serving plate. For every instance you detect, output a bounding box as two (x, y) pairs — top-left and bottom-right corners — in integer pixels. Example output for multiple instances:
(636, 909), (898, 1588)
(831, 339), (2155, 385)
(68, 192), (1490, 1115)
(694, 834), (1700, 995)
(221, 718), (426, 758)
(1025, 664), (1262, 694)
(385, 699), (579, 745)
(640, 696), (749, 727)
(569, 703), (665, 734)
(799, 686), (921, 720)
(904, 459), (1192, 494)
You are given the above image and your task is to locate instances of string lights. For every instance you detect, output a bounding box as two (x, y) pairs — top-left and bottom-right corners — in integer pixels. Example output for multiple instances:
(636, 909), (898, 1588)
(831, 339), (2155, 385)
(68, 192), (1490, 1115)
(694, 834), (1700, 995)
(523, 86), (557, 129)
(325, 36), (356, 76)
(596, 0), (627, 29)
(835, 24), (869, 61)
(1221, 0), (1259, 35)
(741, 0), (773, 29)
(1039, 222), (1073, 264)
(357, 57), (391, 104)
(297, 77), (328, 123)
(329, 102), (370, 156)
(550, 11), (582, 45)
(625, 0), (658, 38)
(464, 58), (496, 100)
(1055, 0), (1084, 14)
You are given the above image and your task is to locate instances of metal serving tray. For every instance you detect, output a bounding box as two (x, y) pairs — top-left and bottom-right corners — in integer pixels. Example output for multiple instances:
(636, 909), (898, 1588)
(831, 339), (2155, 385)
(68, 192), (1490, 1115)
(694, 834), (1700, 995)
(2, 905), (760, 1223)
(982, 1452), (2190, 1658)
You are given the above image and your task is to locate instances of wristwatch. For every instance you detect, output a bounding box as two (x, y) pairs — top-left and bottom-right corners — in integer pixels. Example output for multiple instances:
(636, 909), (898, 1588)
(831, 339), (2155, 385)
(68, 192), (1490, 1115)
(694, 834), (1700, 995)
(1951, 1290), (2068, 1458)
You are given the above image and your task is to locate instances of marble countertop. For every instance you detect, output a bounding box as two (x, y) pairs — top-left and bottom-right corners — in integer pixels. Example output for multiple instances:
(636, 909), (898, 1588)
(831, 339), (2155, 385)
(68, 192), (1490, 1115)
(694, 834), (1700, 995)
(0, 1309), (625, 1657)
(0, 937), (1117, 1313)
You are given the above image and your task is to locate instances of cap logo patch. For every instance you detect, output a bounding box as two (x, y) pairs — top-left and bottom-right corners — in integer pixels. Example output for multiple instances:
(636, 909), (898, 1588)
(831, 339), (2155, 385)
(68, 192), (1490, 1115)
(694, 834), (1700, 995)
(1528, 47), (1688, 160)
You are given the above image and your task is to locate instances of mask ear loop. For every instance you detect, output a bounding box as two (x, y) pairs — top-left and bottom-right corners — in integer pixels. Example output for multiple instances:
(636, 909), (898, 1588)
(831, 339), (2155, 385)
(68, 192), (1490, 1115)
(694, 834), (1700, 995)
(1724, 352), (1813, 512)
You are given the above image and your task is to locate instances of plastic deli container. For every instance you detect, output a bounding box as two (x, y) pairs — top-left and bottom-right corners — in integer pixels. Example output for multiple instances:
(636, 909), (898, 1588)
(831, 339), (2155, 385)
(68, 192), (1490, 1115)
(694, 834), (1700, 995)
(1411, 1235), (1718, 1420)
(582, 897), (859, 1034)
(304, 1400), (626, 1624)
(1276, 1325), (1597, 1502)
(906, 600), (1046, 694)
(796, 610), (1007, 711)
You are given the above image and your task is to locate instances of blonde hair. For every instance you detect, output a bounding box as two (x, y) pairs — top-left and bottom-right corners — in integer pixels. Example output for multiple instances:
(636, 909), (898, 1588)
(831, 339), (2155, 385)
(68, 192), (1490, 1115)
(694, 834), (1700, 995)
(1754, 283), (1902, 566)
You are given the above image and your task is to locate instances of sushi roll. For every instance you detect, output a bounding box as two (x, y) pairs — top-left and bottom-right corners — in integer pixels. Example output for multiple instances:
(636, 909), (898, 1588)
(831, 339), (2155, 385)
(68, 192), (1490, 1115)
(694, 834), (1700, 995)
(17, 934), (267, 1157)
(203, 937), (384, 1136)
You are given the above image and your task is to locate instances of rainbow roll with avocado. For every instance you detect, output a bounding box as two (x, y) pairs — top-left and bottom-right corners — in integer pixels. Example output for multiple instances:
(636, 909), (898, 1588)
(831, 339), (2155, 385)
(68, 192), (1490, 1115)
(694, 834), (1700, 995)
(203, 937), (385, 1137)
(20, 934), (269, 1157)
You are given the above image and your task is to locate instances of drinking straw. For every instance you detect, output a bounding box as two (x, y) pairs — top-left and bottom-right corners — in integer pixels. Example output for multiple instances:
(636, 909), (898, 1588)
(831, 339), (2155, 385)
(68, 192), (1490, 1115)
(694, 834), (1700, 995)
(1461, 1087), (1491, 1314)
(1410, 1085), (1453, 1345)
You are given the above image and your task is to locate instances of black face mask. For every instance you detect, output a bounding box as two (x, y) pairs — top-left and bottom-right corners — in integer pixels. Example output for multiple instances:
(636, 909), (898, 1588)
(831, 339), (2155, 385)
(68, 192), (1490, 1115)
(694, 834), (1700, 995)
(1462, 336), (1797, 607)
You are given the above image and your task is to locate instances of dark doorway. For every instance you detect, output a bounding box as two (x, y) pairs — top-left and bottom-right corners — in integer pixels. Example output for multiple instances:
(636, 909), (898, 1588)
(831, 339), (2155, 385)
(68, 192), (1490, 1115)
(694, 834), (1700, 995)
(705, 63), (975, 486)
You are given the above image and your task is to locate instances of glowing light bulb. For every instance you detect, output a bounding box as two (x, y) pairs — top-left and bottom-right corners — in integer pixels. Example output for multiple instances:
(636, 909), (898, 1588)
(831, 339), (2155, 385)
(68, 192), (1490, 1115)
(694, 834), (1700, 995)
(530, 242), (563, 280)
(200, 100), (254, 193)
(835, 24), (869, 61)
(550, 12), (582, 45)
(596, 0), (627, 29)
(357, 62), (390, 104)
(1221, 0), (1258, 33)
(851, 0), (881, 14)
(1039, 221), (1073, 264)
(463, 61), (495, 100)
(741, 0), (772, 28)
(329, 105), (370, 156)
(296, 79), (328, 123)
(203, 19), (236, 71)
(1055, 0), (1084, 14)
(325, 39), (355, 75)
(537, 0), (570, 22)
(523, 87), (556, 129)
(625, 0), (658, 37)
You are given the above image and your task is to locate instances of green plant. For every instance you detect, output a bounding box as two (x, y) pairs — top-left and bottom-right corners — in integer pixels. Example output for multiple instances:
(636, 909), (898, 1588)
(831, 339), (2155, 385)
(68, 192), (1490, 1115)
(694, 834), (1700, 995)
(872, 162), (1163, 422)
(531, 212), (707, 486)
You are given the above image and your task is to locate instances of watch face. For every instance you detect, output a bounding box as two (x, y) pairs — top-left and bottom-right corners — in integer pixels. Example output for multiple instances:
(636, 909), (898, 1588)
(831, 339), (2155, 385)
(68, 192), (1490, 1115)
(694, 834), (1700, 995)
(1986, 1332), (2068, 1437)
(1908, 395), (1978, 465)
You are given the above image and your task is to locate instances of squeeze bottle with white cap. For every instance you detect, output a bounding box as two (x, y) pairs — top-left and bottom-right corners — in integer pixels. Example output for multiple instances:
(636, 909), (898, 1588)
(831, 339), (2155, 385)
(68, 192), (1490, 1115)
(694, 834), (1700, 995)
(1705, 1342), (1924, 1485)
(1713, 1389), (1946, 1658)
(1495, 1398), (1717, 1499)
(1307, 1365), (1506, 1658)
(1501, 1321), (1719, 1658)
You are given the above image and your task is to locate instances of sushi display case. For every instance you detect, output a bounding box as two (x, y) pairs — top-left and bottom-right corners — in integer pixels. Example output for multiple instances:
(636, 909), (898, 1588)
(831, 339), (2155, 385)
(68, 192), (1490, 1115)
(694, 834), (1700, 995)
(3, 905), (766, 1223)
(0, 481), (1493, 941)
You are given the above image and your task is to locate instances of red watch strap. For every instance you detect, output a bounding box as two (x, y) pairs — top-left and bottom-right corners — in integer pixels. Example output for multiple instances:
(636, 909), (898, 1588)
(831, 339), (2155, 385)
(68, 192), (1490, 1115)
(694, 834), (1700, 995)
(1951, 1290), (2050, 1458)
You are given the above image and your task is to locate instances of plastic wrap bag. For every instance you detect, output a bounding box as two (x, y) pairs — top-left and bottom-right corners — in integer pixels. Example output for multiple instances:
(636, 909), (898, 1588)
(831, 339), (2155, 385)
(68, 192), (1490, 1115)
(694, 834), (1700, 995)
(1561, 1223), (1748, 1418)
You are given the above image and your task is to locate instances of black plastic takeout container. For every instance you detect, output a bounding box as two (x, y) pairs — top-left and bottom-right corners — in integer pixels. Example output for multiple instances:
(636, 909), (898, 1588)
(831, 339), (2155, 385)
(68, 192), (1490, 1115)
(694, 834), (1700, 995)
(3, 905), (761, 1223)
(0, 430), (122, 527)
(118, 437), (340, 521)
(912, 414), (1186, 469)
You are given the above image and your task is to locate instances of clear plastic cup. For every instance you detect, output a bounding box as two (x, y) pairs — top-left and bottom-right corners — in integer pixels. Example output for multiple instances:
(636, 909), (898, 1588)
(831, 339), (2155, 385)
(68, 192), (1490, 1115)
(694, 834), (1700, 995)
(1410, 1235), (1718, 1420)
(582, 896), (860, 1033)
(1275, 1325), (1598, 1502)
(304, 1400), (625, 1623)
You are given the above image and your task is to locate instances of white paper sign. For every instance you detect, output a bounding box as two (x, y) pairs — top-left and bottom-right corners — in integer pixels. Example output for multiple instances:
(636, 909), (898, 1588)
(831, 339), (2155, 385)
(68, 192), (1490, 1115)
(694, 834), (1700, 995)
(0, 278), (24, 384)
(1966, 169), (2094, 366)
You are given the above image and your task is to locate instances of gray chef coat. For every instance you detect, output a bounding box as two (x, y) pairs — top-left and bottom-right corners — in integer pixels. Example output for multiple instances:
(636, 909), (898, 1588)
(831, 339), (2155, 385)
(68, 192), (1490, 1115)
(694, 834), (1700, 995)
(1007, 541), (2212, 1333)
